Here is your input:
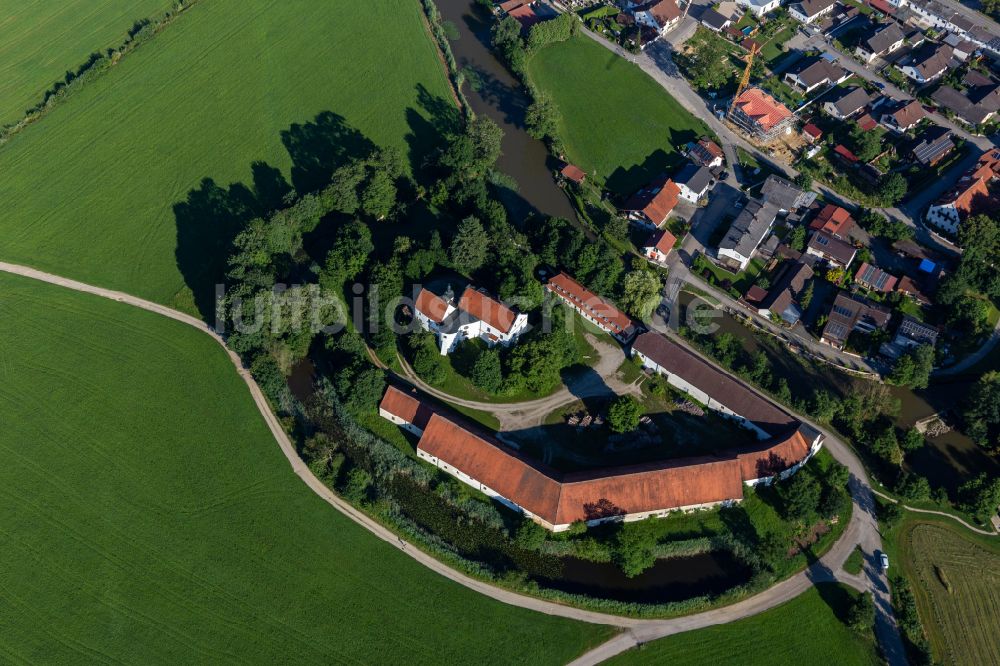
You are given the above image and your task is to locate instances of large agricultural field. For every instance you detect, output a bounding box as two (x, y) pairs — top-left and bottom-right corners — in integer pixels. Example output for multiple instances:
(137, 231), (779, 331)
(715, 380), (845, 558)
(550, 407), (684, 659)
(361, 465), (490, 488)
(901, 522), (1000, 665)
(0, 0), (454, 314)
(0, 0), (171, 125)
(606, 584), (879, 665)
(0, 271), (611, 664)
(526, 34), (712, 195)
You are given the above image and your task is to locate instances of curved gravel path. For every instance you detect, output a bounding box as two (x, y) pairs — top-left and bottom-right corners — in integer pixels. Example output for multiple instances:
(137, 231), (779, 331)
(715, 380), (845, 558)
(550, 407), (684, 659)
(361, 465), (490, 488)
(0, 261), (903, 664)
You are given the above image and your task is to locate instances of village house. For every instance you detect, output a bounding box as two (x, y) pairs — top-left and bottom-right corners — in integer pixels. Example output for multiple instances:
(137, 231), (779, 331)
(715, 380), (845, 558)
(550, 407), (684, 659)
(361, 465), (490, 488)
(805, 230), (857, 268)
(820, 292), (891, 349)
(688, 136), (725, 168)
(701, 8), (733, 31)
(633, 0), (682, 37)
(925, 147), (1000, 233)
(673, 163), (715, 203)
(761, 174), (816, 213)
(559, 163), (586, 185)
(784, 58), (849, 94)
(942, 32), (978, 60)
(546, 272), (637, 343)
(379, 386), (435, 437)
(788, 0), (837, 23)
(752, 261), (814, 325)
(802, 122), (824, 144)
(728, 87), (794, 141)
(895, 43), (954, 84)
(621, 175), (680, 228)
(855, 22), (905, 63)
(880, 99), (926, 133)
(643, 228), (678, 263)
(497, 0), (545, 29)
(414, 285), (529, 355)
(930, 71), (1000, 127)
(736, 0), (782, 16)
(911, 126), (955, 167)
(854, 262), (899, 293)
(717, 199), (780, 271)
(810, 204), (854, 238)
(823, 86), (871, 120)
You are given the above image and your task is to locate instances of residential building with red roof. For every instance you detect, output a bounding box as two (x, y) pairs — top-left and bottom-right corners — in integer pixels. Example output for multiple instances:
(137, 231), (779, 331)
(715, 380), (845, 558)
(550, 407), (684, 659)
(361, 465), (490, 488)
(560, 163), (586, 184)
(809, 204), (854, 238)
(728, 87), (793, 142)
(802, 123), (823, 143)
(854, 262), (899, 293)
(642, 228), (678, 264)
(546, 272), (637, 343)
(379, 386), (435, 436)
(413, 284), (528, 355)
(880, 99), (926, 133)
(688, 137), (725, 167)
(634, 0), (682, 36)
(621, 175), (680, 228)
(926, 147), (1000, 233)
(498, 0), (544, 29)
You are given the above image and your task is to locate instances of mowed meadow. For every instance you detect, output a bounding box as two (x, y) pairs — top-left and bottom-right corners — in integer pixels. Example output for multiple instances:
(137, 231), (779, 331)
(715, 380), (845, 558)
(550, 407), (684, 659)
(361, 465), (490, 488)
(526, 34), (711, 196)
(0, 0), (171, 124)
(0, 0), (454, 311)
(0, 271), (610, 663)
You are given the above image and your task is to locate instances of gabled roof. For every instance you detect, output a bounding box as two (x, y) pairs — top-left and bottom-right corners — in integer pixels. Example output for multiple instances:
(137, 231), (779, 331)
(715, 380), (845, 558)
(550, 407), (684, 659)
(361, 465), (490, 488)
(646, 0), (681, 26)
(896, 316), (938, 346)
(908, 43), (954, 78)
(621, 175), (680, 225)
(702, 8), (731, 29)
(789, 0), (836, 18)
(911, 126), (954, 165)
(758, 261), (814, 316)
(546, 272), (635, 339)
(379, 386), (435, 430)
(761, 174), (815, 211)
(834, 144), (860, 163)
(802, 123), (823, 139)
(807, 230), (857, 265)
(788, 57), (847, 88)
(854, 262), (899, 292)
(674, 163), (714, 193)
(862, 22), (904, 54)
(561, 163), (586, 184)
(732, 87), (793, 132)
(644, 228), (677, 254)
(822, 291), (891, 345)
(885, 99), (926, 128)
(827, 86), (870, 116)
(414, 288), (452, 324)
(810, 204), (854, 236)
(458, 286), (518, 333)
(690, 137), (724, 165)
(719, 199), (780, 258)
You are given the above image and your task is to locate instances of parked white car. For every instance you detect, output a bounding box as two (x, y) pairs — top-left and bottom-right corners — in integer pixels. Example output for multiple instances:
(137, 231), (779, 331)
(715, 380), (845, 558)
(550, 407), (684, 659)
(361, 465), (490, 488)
(880, 553), (890, 571)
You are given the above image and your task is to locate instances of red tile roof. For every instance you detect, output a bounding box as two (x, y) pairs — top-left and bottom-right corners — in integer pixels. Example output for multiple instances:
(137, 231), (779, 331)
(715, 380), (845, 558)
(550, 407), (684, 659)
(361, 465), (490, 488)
(379, 386), (434, 430)
(561, 163), (586, 184)
(854, 262), (899, 292)
(458, 286), (518, 333)
(733, 88), (792, 133)
(418, 413), (746, 526)
(648, 0), (681, 25)
(414, 288), (451, 324)
(644, 228), (677, 255)
(622, 176), (680, 226)
(809, 204), (854, 236)
(857, 113), (878, 131)
(802, 123), (823, 139)
(834, 144), (860, 163)
(737, 429), (813, 481)
(546, 272), (635, 339)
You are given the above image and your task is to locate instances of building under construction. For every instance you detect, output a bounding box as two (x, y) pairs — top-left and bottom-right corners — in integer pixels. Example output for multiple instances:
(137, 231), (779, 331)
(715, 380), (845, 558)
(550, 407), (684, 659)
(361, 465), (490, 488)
(728, 87), (794, 142)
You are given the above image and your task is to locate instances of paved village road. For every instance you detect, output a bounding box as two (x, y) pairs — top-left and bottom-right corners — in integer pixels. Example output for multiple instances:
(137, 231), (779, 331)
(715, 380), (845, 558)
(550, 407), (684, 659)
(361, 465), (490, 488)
(1, 260), (906, 664)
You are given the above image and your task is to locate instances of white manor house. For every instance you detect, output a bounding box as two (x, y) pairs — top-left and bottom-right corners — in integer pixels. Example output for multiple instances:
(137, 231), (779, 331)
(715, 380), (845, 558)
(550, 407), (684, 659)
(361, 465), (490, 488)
(413, 284), (529, 355)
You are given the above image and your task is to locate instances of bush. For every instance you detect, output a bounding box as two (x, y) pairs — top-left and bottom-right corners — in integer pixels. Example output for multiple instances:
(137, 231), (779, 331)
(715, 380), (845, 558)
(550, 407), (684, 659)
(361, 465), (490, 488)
(608, 395), (642, 433)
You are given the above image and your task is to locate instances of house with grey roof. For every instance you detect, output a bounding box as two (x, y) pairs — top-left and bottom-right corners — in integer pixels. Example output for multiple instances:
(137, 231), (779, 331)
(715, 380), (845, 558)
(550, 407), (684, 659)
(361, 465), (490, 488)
(855, 22), (905, 63)
(783, 57), (849, 93)
(760, 175), (816, 213)
(895, 43), (954, 84)
(700, 8), (732, 31)
(673, 163), (715, 203)
(788, 0), (836, 23)
(823, 86), (871, 120)
(930, 71), (1000, 126)
(911, 126), (955, 166)
(821, 292), (891, 349)
(717, 199), (780, 271)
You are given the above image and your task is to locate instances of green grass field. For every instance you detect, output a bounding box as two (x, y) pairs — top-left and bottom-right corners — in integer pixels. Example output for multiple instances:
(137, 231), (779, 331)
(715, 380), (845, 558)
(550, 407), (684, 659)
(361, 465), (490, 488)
(0, 271), (612, 663)
(526, 34), (712, 195)
(0, 0), (454, 314)
(903, 523), (1000, 665)
(607, 584), (879, 665)
(0, 0), (172, 125)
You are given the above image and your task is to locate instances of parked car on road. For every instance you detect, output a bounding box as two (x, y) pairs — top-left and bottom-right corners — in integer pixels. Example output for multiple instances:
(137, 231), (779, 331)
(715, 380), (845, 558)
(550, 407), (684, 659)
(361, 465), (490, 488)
(880, 553), (890, 571)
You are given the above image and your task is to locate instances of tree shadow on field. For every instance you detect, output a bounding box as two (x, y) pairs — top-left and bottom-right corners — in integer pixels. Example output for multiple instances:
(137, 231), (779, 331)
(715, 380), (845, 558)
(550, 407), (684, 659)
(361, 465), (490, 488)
(404, 83), (462, 183)
(281, 111), (375, 195)
(175, 112), (381, 323)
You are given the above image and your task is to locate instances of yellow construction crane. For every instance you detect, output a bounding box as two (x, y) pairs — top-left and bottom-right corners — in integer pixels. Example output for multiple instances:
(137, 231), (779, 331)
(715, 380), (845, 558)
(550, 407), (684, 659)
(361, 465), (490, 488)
(728, 43), (759, 118)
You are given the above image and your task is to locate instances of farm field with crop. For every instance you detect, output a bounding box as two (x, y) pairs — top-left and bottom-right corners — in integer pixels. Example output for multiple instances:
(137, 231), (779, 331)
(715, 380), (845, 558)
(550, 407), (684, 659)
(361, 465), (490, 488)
(525, 34), (712, 195)
(903, 523), (1000, 665)
(0, 0), (454, 314)
(607, 584), (879, 665)
(0, 271), (611, 664)
(0, 0), (171, 125)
